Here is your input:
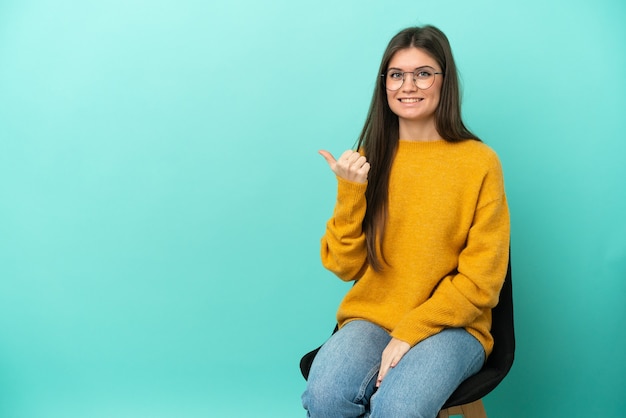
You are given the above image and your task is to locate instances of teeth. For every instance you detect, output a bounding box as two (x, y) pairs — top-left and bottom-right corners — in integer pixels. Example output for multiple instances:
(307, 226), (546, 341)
(400, 98), (422, 103)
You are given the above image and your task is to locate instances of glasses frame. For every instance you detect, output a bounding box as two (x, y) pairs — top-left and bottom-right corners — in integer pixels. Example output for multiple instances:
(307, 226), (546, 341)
(381, 66), (443, 91)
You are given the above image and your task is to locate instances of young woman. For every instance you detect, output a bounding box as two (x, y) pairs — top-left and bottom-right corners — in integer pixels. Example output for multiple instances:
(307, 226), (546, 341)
(301, 25), (510, 417)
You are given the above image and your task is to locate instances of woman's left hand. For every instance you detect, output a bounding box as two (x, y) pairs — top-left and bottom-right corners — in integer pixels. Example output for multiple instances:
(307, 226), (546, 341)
(376, 338), (411, 387)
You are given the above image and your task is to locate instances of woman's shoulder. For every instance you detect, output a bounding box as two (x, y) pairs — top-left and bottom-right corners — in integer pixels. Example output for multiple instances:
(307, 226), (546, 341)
(447, 140), (503, 175)
(456, 139), (501, 163)
(455, 139), (497, 154)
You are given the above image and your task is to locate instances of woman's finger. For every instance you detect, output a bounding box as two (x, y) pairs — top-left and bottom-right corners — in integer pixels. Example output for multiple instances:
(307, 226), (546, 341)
(376, 364), (388, 387)
(376, 338), (410, 387)
(318, 150), (337, 168)
(355, 155), (368, 168)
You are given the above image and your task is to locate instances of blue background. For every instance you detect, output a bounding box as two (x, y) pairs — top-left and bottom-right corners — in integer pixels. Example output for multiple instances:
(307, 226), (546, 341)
(1, 0), (624, 416)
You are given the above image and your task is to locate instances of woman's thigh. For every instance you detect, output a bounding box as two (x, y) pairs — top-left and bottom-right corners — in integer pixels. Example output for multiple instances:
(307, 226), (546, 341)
(370, 328), (485, 418)
(302, 320), (391, 417)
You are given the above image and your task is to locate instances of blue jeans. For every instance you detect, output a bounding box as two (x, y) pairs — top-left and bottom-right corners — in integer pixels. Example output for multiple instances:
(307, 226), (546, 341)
(301, 320), (485, 418)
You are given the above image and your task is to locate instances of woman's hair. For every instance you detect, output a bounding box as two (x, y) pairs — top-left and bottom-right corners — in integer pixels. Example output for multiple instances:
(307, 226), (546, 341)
(356, 25), (480, 271)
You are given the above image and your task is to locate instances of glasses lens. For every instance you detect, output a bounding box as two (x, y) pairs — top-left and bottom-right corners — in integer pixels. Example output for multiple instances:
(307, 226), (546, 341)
(385, 71), (404, 91)
(415, 68), (435, 90)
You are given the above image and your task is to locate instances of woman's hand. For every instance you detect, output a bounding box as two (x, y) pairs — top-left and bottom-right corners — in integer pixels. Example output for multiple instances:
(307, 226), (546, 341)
(376, 338), (411, 387)
(319, 150), (370, 184)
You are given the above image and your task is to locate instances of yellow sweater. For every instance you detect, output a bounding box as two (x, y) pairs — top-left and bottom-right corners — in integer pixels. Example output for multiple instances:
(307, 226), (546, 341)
(321, 139), (510, 356)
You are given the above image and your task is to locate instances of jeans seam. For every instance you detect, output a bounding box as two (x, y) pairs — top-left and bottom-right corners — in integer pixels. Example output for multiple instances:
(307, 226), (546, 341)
(355, 362), (380, 403)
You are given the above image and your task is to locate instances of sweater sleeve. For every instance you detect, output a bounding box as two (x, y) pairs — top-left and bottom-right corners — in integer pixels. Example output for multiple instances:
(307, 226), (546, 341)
(320, 176), (369, 281)
(391, 158), (511, 346)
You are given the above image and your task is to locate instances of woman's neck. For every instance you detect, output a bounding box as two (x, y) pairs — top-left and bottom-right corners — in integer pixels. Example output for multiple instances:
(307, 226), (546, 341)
(398, 119), (443, 142)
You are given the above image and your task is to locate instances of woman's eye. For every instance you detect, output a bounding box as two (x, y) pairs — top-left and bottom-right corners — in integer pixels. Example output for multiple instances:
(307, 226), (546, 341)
(417, 70), (433, 78)
(389, 72), (403, 80)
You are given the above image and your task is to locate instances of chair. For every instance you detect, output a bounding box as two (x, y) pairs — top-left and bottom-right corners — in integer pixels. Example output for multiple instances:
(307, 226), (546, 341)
(300, 256), (514, 418)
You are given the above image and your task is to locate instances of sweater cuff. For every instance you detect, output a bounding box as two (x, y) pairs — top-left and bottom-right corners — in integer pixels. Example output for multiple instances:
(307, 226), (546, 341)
(332, 176), (367, 221)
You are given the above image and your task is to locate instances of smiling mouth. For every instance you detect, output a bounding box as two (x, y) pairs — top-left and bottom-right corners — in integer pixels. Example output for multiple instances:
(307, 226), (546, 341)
(399, 98), (423, 103)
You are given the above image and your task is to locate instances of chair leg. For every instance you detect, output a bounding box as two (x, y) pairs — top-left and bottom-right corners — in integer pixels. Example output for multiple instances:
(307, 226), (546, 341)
(438, 399), (487, 418)
(438, 406), (461, 418)
(437, 408), (450, 418)
(460, 399), (487, 418)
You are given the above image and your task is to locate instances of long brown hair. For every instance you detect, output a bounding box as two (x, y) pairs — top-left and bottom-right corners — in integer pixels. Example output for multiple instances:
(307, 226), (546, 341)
(356, 25), (480, 271)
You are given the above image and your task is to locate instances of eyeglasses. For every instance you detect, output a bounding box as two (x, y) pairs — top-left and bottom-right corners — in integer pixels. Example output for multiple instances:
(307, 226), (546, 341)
(381, 66), (443, 91)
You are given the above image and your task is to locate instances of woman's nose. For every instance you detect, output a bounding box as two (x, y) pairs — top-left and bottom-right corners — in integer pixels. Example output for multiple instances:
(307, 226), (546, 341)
(401, 73), (418, 91)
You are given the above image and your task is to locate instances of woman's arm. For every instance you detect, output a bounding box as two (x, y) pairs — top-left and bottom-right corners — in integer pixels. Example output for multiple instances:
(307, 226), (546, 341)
(319, 150), (370, 281)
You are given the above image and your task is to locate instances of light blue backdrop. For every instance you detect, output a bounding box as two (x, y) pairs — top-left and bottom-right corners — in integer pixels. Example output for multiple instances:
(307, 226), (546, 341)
(1, 0), (624, 417)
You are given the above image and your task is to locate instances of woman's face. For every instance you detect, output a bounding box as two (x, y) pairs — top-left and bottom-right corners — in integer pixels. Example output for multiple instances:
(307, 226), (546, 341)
(385, 47), (443, 127)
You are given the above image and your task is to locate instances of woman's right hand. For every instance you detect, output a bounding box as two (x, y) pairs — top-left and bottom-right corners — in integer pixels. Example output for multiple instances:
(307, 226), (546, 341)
(319, 150), (370, 184)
